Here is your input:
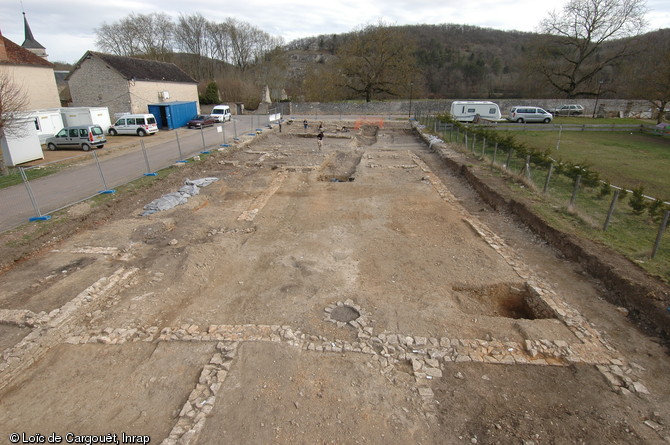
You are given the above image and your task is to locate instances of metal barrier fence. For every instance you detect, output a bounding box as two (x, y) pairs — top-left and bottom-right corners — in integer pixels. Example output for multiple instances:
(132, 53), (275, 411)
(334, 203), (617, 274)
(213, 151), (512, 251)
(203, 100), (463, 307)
(0, 115), (276, 233)
(414, 112), (669, 278)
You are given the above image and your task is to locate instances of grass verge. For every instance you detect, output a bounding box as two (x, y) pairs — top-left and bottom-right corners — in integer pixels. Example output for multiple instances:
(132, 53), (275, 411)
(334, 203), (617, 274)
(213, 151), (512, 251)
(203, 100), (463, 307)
(429, 122), (670, 283)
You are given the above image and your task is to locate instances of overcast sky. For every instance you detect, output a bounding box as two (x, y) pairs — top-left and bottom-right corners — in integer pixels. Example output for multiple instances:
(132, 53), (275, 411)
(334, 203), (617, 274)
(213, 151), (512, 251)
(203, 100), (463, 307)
(1, 0), (668, 63)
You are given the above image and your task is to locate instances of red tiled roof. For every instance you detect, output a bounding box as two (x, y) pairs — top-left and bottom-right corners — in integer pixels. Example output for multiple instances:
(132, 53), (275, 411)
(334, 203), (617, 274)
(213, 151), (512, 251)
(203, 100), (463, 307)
(0, 34), (53, 68)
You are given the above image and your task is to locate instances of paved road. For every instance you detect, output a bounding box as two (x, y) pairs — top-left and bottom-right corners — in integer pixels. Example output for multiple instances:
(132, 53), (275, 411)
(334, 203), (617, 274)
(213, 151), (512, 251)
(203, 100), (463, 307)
(0, 115), (266, 232)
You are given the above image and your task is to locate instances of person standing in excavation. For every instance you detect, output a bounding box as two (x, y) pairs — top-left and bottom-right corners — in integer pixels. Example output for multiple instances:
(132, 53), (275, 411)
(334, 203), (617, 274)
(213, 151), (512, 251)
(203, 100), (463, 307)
(316, 130), (324, 150)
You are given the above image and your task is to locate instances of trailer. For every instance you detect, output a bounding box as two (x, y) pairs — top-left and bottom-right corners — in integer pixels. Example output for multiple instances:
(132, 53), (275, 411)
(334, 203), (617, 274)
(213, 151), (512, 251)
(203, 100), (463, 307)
(1, 117), (43, 166)
(148, 101), (198, 130)
(60, 107), (112, 133)
(18, 109), (64, 144)
(450, 101), (502, 122)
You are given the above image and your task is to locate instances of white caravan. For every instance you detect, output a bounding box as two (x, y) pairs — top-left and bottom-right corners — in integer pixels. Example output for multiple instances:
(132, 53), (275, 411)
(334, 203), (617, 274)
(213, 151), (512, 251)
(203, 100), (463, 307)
(450, 101), (502, 122)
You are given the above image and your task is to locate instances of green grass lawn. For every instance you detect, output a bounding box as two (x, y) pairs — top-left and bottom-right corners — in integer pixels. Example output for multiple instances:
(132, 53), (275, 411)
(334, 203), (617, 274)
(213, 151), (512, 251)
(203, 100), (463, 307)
(432, 118), (670, 283)
(507, 130), (670, 199)
(551, 116), (658, 125)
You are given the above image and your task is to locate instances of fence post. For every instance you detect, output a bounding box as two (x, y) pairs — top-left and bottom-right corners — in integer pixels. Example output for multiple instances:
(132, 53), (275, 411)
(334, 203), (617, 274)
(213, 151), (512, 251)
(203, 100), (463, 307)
(524, 155), (531, 179)
(220, 124), (228, 146)
(481, 137), (486, 157)
(505, 148), (514, 170)
(200, 126), (207, 150)
(603, 189), (620, 231)
(175, 130), (186, 162)
(569, 175), (582, 208)
(141, 140), (157, 176)
(542, 162), (554, 193)
(19, 167), (51, 222)
(491, 143), (498, 169)
(651, 210), (670, 258)
(471, 134), (476, 153)
(464, 133), (468, 150)
(93, 151), (115, 194)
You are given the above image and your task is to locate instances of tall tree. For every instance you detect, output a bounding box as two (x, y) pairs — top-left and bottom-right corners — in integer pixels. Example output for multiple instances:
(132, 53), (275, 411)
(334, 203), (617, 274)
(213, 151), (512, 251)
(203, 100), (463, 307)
(95, 13), (174, 60)
(626, 30), (670, 123)
(174, 13), (212, 80)
(335, 23), (417, 102)
(0, 71), (28, 175)
(535, 0), (647, 98)
(225, 19), (282, 71)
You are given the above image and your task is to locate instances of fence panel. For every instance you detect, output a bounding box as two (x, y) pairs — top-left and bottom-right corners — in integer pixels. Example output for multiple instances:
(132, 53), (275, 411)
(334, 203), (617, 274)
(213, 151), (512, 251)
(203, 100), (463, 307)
(417, 114), (669, 278)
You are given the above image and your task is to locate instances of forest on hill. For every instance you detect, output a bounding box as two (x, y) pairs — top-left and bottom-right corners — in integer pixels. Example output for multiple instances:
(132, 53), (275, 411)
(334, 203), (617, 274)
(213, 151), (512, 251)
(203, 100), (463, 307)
(285, 25), (669, 103)
(90, 10), (669, 112)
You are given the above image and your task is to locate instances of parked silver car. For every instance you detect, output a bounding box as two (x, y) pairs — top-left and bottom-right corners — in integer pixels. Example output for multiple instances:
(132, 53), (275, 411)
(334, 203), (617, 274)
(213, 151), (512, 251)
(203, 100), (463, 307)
(45, 125), (106, 151)
(507, 106), (553, 123)
(549, 104), (585, 116)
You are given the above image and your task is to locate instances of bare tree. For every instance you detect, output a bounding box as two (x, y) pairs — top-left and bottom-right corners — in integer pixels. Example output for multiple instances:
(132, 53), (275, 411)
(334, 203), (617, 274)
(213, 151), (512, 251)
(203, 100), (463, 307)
(174, 13), (216, 80)
(0, 71), (29, 175)
(335, 23), (417, 102)
(95, 13), (175, 60)
(625, 31), (670, 123)
(535, 0), (647, 98)
(96, 21), (139, 56)
(226, 19), (257, 71)
(208, 21), (232, 64)
(133, 13), (175, 61)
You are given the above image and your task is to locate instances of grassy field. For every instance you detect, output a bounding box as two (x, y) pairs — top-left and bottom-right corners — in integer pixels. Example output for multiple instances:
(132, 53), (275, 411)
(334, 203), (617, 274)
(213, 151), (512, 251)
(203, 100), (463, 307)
(431, 117), (670, 282)
(506, 129), (670, 200)
(551, 117), (658, 125)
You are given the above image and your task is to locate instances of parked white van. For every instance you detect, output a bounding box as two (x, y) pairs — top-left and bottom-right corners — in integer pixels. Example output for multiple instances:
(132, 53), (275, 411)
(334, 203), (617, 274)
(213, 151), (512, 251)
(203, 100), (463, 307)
(210, 105), (231, 122)
(450, 101), (502, 122)
(109, 114), (159, 136)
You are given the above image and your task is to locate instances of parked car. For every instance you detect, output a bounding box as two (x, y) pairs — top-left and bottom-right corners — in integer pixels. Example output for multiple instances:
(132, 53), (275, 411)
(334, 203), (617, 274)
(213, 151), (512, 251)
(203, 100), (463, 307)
(210, 105), (232, 122)
(507, 106), (553, 123)
(45, 125), (106, 151)
(108, 114), (159, 136)
(549, 104), (585, 116)
(187, 115), (218, 129)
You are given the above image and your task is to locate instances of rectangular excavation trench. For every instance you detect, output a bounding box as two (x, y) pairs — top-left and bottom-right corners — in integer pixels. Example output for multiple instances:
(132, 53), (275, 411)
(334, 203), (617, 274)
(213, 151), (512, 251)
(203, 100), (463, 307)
(453, 282), (557, 320)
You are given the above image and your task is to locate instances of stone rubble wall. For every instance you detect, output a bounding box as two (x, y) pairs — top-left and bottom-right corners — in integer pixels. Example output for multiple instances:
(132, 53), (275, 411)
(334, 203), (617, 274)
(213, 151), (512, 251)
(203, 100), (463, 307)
(289, 99), (657, 118)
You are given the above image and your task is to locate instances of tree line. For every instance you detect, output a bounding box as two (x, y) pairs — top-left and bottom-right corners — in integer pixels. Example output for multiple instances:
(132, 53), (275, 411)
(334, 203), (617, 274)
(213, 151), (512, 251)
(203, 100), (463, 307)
(95, 12), (284, 80)
(92, 0), (667, 119)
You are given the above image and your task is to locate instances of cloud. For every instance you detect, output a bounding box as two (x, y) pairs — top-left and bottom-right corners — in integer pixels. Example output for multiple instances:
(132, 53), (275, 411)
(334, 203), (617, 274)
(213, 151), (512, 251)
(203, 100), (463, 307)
(1, 0), (666, 63)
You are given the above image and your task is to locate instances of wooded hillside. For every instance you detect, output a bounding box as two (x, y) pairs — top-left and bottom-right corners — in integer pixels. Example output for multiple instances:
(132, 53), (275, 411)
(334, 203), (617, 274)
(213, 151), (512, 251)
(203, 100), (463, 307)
(283, 25), (669, 102)
(89, 12), (669, 107)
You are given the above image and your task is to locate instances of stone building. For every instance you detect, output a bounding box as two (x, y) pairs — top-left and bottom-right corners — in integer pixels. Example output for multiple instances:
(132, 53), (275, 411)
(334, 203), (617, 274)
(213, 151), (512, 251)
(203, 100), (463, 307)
(0, 29), (60, 110)
(67, 51), (199, 117)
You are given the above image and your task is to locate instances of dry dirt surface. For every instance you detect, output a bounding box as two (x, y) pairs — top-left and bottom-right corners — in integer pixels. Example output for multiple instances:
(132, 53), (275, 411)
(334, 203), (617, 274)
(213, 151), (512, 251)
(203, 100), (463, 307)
(1, 119), (669, 445)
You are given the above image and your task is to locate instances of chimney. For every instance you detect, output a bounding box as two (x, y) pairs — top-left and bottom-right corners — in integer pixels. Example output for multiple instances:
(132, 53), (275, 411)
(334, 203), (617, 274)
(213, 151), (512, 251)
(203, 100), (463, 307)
(0, 30), (8, 62)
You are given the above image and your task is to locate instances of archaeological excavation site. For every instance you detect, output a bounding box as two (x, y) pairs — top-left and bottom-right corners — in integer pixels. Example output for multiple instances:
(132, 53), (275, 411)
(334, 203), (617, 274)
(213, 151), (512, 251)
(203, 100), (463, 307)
(1, 119), (669, 444)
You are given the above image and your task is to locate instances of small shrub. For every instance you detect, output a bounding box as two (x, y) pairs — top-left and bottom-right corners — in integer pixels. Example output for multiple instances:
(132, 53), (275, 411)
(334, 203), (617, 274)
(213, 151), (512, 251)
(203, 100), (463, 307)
(597, 181), (611, 199)
(648, 198), (670, 223)
(628, 186), (647, 215)
(200, 82), (220, 105)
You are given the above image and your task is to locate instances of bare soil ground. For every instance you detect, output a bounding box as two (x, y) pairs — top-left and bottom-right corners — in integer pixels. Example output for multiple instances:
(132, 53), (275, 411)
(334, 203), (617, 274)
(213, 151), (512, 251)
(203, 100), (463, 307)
(1, 120), (669, 444)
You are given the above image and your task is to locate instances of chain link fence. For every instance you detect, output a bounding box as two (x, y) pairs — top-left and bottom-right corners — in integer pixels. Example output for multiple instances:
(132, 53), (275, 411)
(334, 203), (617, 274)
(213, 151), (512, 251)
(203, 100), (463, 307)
(414, 111), (670, 281)
(1, 115), (276, 232)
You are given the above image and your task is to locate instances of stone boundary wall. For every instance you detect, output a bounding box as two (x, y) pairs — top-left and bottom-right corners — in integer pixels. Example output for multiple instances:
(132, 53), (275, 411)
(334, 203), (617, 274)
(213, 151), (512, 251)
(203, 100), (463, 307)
(289, 99), (657, 118)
